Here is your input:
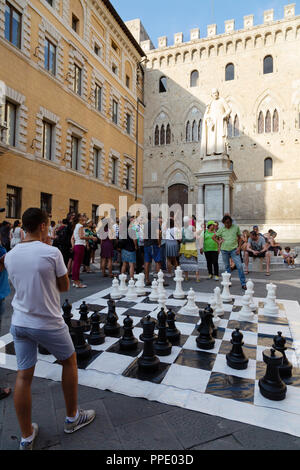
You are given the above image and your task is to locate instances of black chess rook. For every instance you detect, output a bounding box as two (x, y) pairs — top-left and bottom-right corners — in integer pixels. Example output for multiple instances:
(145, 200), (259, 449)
(154, 309), (172, 356)
(272, 331), (293, 378)
(259, 348), (287, 401)
(119, 315), (138, 351)
(138, 315), (160, 372)
(226, 328), (249, 370)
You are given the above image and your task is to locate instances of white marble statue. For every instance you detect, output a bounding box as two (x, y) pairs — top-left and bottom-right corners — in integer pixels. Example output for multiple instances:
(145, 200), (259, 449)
(201, 88), (231, 157)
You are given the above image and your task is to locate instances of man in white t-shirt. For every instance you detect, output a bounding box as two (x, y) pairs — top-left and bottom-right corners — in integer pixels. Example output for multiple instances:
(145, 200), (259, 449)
(3, 208), (95, 450)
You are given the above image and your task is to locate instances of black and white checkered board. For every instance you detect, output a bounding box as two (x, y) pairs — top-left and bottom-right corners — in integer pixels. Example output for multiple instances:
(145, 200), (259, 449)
(1, 286), (300, 437)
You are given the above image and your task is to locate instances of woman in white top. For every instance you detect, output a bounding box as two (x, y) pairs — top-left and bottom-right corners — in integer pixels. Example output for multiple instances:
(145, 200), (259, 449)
(10, 220), (24, 249)
(71, 214), (93, 288)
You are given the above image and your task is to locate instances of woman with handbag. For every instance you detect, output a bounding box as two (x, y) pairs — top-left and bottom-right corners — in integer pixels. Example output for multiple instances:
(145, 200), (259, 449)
(179, 216), (200, 282)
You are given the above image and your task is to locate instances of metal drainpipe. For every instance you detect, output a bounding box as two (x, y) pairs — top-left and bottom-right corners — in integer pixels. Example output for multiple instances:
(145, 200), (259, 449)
(135, 63), (146, 201)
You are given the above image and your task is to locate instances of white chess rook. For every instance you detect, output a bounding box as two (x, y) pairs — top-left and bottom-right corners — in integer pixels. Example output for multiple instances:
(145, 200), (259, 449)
(263, 283), (279, 316)
(173, 266), (185, 299)
(238, 294), (255, 322)
(221, 272), (233, 302)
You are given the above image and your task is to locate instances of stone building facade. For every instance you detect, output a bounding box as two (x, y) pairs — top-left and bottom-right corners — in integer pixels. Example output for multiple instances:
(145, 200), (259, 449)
(127, 4), (300, 240)
(0, 0), (145, 223)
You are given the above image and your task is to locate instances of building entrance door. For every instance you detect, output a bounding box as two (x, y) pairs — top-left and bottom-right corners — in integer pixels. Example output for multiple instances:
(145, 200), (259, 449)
(168, 184), (189, 215)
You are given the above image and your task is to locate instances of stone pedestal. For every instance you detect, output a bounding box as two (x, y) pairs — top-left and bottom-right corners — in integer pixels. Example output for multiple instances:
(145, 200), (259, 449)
(195, 154), (236, 222)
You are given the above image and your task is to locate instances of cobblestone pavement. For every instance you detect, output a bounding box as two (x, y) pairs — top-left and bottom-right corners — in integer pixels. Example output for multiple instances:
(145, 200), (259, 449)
(1, 263), (300, 450)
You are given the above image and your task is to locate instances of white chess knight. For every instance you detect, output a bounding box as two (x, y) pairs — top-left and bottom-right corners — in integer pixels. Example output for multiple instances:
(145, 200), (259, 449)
(182, 288), (199, 316)
(221, 272), (233, 302)
(246, 280), (256, 311)
(110, 277), (122, 300)
(214, 287), (224, 317)
(119, 273), (128, 295)
(149, 279), (159, 302)
(125, 278), (138, 301)
(135, 273), (146, 296)
(238, 294), (255, 322)
(263, 283), (279, 316)
(209, 294), (221, 328)
(173, 266), (185, 299)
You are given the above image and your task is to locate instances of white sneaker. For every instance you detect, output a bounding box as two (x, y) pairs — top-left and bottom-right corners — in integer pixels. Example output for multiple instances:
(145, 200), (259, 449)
(64, 409), (96, 434)
(19, 423), (39, 450)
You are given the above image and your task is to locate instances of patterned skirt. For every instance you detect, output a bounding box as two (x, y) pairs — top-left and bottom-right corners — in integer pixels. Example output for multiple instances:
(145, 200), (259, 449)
(166, 240), (179, 258)
(179, 254), (199, 272)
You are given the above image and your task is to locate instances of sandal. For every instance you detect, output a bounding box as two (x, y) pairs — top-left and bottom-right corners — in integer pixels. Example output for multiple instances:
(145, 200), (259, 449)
(0, 388), (11, 400)
(266, 272), (271, 276)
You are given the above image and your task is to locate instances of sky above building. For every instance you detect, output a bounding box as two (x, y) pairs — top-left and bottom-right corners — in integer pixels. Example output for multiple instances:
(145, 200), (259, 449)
(110, 0), (299, 48)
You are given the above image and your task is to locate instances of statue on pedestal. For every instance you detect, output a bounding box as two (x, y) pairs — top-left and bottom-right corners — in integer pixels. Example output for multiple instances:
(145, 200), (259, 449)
(200, 89), (231, 158)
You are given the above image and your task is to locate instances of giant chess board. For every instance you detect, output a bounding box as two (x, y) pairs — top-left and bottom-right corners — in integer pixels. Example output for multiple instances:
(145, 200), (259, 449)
(1, 286), (300, 437)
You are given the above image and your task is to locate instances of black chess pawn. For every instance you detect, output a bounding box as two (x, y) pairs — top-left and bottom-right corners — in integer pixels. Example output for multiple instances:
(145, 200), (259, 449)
(119, 315), (138, 351)
(62, 299), (73, 329)
(259, 348), (287, 401)
(166, 309), (181, 344)
(226, 328), (249, 370)
(196, 309), (215, 350)
(88, 312), (105, 346)
(71, 320), (92, 362)
(204, 304), (218, 338)
(154, 309), (172, 356)
(272, 331), (293, 378)
(78, 301), (90, 332)
(138, 315), (160, 372)
(104, 299), (120, 337)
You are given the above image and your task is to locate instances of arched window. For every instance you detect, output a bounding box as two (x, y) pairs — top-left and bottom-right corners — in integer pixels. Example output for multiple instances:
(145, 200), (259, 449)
(264, 158), (273, 177)
(234, 115), (240, 137)
(265, 110), (271, 133)
(258, 111), (264, 134)
(160, 125), (165, 145)
(192, 120), (198, 142)
(273, 109), (279, 133)
(186, 121), (191, 142)
(159, 76), (167, 93)
(190, 70), (199, 87)
(166, 124), (171, 144)
(198, 119), (202, 143)
(225, 63), (235, 81)
(263, 55), (273, 74)
(227, 117), (233, 138)
(154, 125), (159, 146)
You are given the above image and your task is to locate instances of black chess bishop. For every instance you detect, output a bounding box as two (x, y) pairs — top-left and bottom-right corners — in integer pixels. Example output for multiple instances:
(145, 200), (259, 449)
(259, 348), (287, 401)
(138, 315), (160, 372)
(62, 299), (73, 329)
(196, 308), (215, 350)
(154, 309), (172, 356)
(272, 331), (293, 378)
(119, 315), (138, 351)
(88, 312), (105, 346)
(78, 301), (90, 332)
(104, 299), (120, 337)
(226, 328), (249, 370)
(166, 309), (181, 344)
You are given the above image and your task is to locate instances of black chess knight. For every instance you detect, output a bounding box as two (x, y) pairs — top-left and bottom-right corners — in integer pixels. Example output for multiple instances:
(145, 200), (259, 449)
(104, 299), (120, 337)
(272, 331), (293, 378)
(166, 309), (181, 344)
(196, 308), (215, 350)
(71, 320), (92, 362)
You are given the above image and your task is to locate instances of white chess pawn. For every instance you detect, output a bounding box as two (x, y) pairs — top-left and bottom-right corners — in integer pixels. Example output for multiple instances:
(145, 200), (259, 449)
(126, 278), (138, 301)
(119, 273), (128, 295)
(173, 266), (185, 299)
(182, 288), (198, 316)
(214, 286), (224, 317)
(110, 277), (122, 300)
(221, 272), (233, 302)
(263, 283), (279, 316)
(238, 294), (255, 322)
(149, 279), (159, 302)
(246, 280), (256, 311)
(135, 273), (146, 296)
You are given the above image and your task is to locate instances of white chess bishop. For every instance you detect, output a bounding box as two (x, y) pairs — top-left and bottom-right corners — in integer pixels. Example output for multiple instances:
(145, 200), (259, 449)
(125, 278), (138, 301)
(238, 294), (255, 322)
(263, 283), (279, 316)
(173, 266), (185, 299)
(221, 272), (233, 302)
(149, 279), (159, 302)
(110, 277), (122, 300)
(181, 288), (199, 316)
(246, 280), (256, 311)
(119, 273), (128, 295)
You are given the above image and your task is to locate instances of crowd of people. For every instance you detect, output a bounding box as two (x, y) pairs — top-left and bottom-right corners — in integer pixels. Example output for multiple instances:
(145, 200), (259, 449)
(0, 207), (298, 450)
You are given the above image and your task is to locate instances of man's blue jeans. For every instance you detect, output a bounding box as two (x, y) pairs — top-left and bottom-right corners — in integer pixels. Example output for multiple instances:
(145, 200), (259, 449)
(221, 249), (246, 287)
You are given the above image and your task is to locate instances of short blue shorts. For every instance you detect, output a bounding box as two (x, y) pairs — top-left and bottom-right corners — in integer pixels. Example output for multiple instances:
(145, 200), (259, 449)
(121, 249), (136, 264)
(144, 245), (161, 263)
(10, 324), (75, 370)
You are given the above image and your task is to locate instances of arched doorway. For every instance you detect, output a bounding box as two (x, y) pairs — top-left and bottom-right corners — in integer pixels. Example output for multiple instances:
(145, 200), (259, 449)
(168, 184), (189, 214)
